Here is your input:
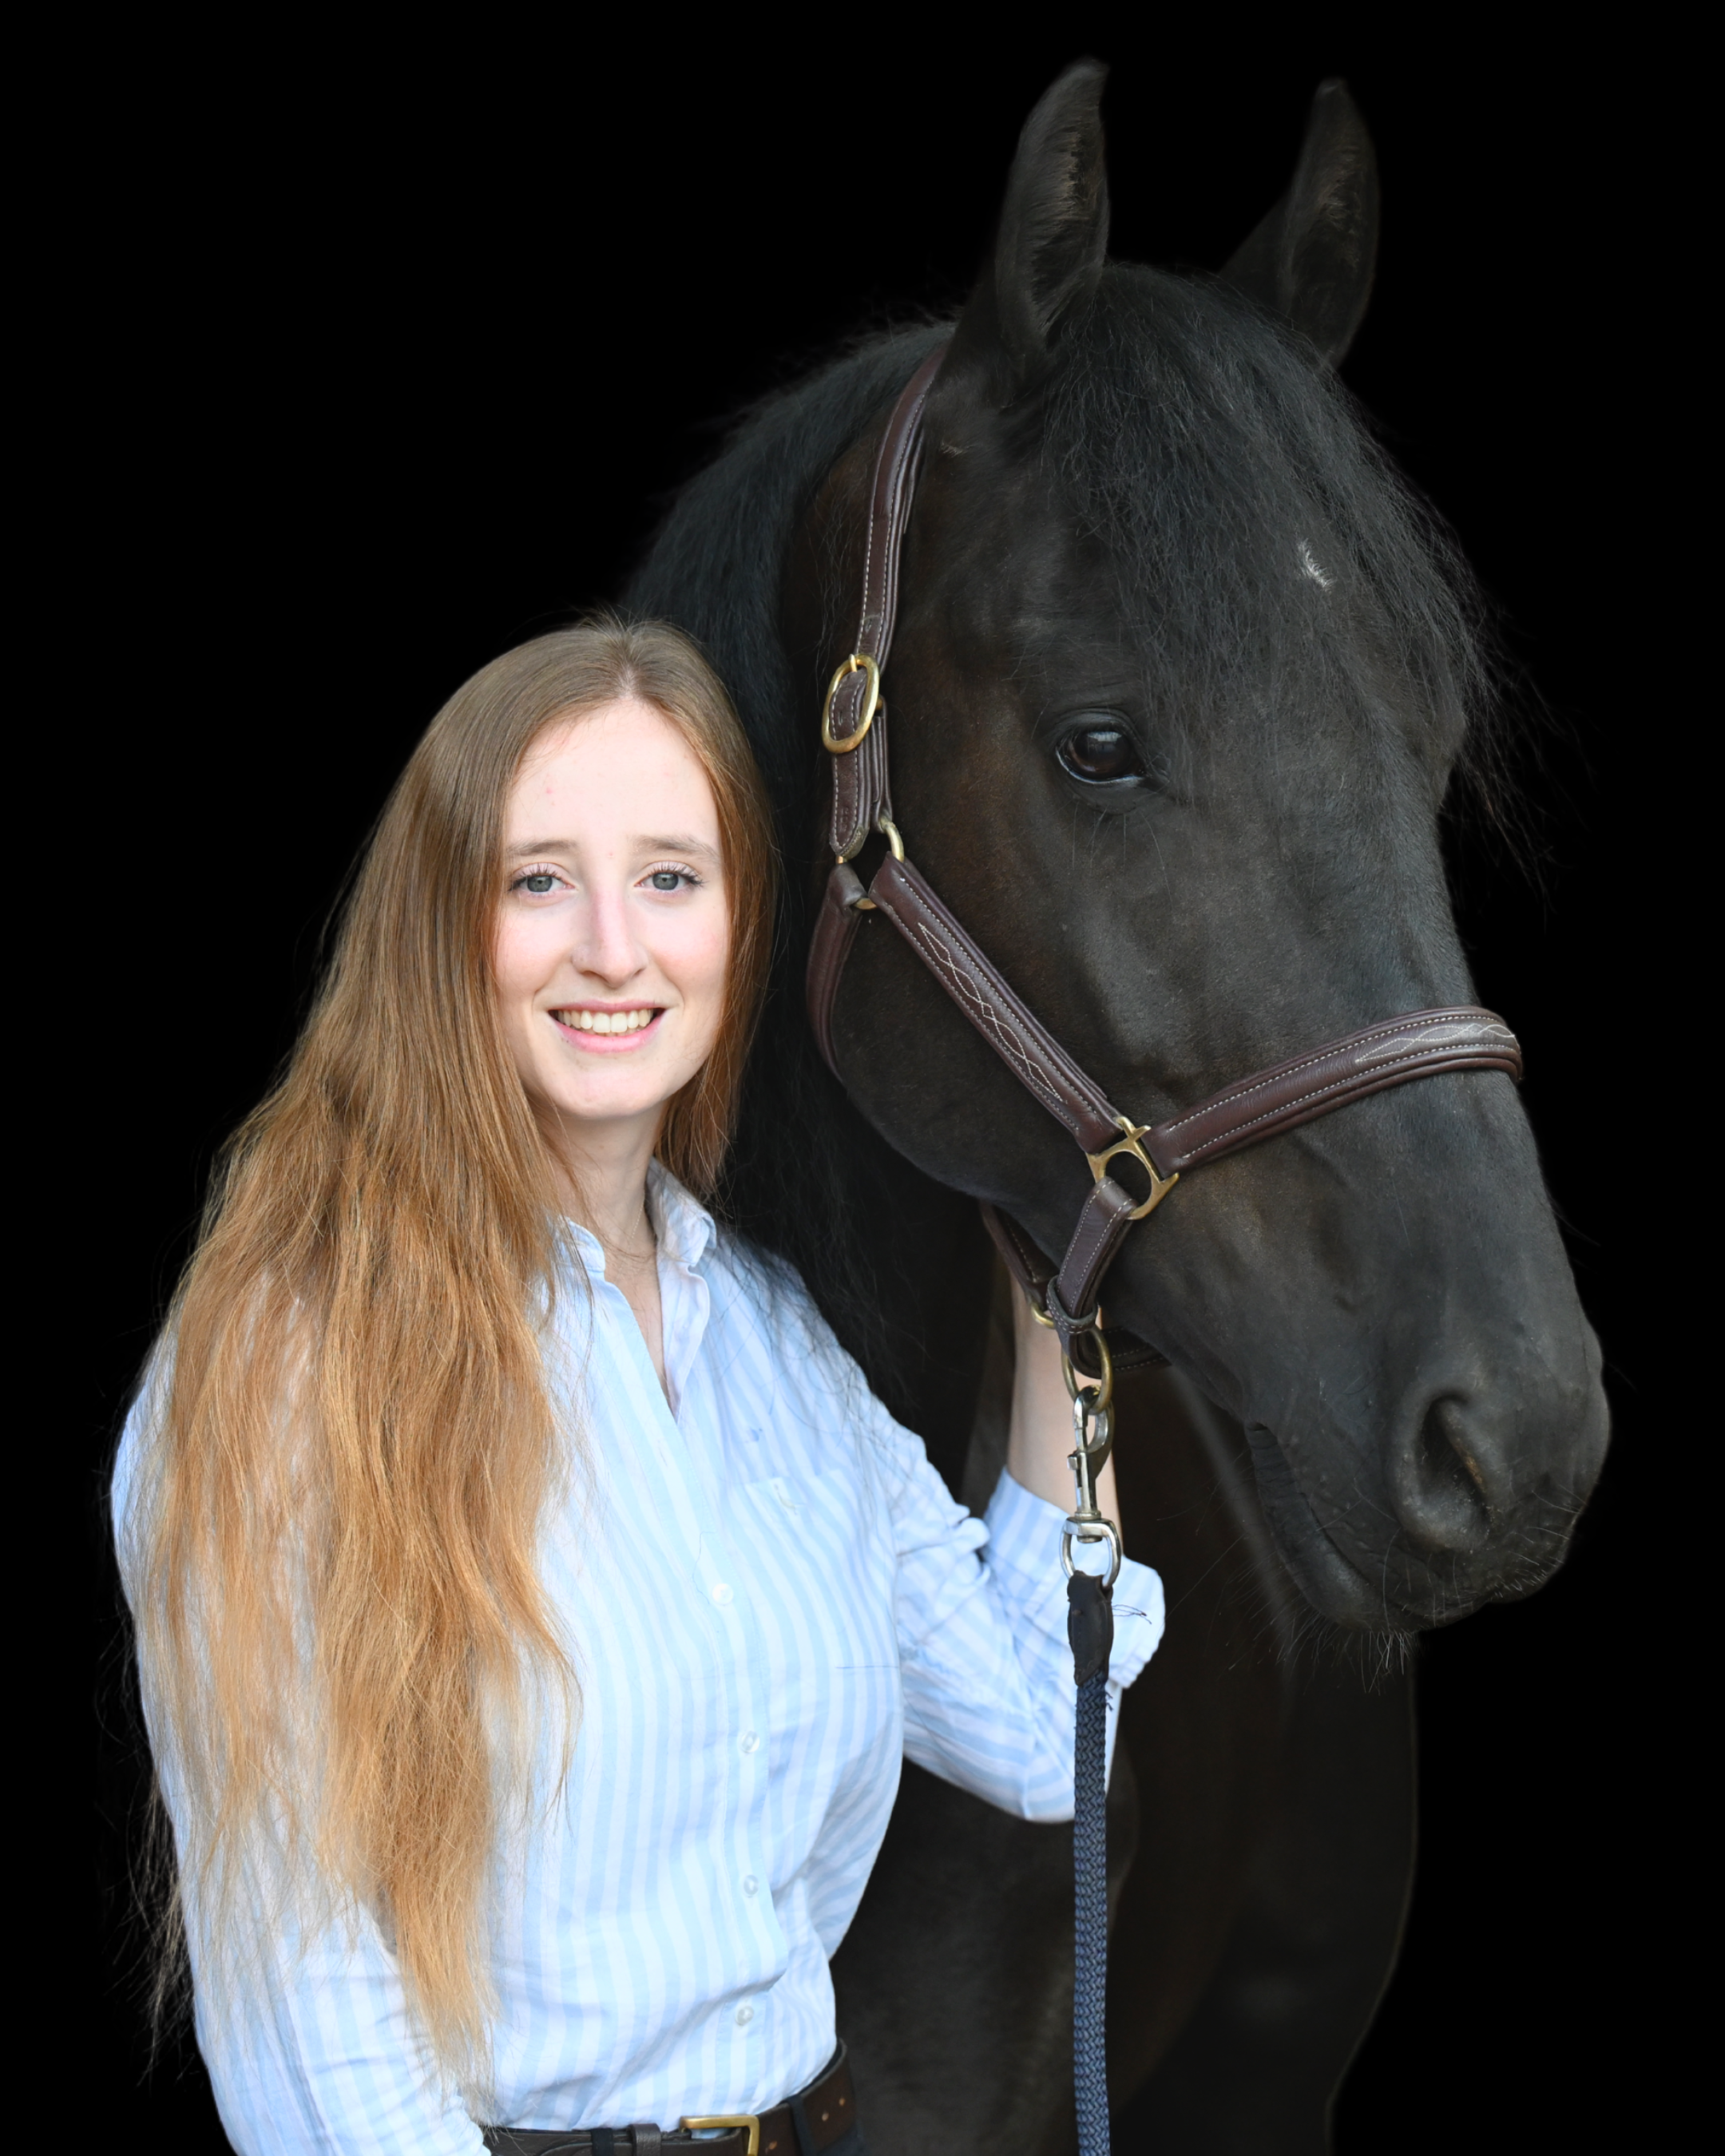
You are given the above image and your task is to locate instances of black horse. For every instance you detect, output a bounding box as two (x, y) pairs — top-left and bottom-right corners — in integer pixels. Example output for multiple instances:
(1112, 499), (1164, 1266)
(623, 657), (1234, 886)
(629, 63), (1608, 2153)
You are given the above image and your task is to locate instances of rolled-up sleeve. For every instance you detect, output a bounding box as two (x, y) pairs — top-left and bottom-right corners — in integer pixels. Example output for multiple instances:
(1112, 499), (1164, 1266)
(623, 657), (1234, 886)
(866, 1398), (1165, 1822)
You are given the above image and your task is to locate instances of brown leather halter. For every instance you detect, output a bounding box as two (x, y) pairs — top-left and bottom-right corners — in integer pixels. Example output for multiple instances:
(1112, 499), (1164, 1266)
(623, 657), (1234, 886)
(806, 343), (1523, 1372)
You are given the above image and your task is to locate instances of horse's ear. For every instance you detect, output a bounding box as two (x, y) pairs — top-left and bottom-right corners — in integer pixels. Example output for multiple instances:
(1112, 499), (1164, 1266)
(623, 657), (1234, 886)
(950, 58), (1110, 396)
(1219, 79), (1379, 365)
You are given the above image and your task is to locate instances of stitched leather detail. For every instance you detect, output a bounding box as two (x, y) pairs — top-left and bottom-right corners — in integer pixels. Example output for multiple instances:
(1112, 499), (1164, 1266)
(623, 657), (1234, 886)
(857, 354), (940, 667)
(806, 865), (868, 1076)
(1148, 1009), (1521, 1174)
(1097, 1332), (1169, 1372)
(828, 704), (894, 862)
(823, 345), (946, 859)
(1053, 1180), (1138, 1342)
(870, 855), (1122, 1151)
(978, 1203), (1168, 1368)
(823, 353), (944, 784)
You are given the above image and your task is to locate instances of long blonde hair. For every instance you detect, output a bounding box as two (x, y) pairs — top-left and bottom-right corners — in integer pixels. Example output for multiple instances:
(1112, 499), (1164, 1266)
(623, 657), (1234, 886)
(121, 617), (776, 2079)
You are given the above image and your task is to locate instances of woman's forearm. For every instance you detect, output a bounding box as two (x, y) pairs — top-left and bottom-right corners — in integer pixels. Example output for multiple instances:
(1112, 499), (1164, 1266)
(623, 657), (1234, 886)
(1005, 1286), (1122, 1532)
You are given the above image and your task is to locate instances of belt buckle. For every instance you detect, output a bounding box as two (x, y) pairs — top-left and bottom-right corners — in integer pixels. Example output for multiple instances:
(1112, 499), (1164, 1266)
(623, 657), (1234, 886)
(680, 2116), (759, 2156)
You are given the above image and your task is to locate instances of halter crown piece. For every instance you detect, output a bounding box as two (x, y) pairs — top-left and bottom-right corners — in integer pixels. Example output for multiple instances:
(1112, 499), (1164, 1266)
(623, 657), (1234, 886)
(804, 342), (1522, 2156)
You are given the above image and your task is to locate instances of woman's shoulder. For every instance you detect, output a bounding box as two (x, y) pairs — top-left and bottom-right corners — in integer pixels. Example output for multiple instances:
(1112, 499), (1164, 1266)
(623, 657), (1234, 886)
(704, 1222), (835, 1363)
(702, 1225), (923, 1475)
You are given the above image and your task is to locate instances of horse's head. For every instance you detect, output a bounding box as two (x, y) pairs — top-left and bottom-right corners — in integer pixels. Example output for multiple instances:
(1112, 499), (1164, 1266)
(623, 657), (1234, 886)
(788, 64), (1608, 1631)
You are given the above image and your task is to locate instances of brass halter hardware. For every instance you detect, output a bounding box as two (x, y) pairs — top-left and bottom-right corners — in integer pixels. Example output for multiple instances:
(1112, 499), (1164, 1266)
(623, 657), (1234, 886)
(847, 814), (903, 910)
(821, 652), (882, 751)
(1086, 1116), (1180, 1223)
(1061, 1323), (1116, 1416)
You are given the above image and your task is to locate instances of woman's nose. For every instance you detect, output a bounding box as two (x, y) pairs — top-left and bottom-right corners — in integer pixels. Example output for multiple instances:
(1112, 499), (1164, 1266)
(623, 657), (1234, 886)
(571, 890), (640, 982)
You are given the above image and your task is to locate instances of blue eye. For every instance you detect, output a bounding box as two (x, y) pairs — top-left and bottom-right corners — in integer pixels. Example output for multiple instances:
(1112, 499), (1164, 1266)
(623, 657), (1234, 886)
(648, 870), (684, 892)
(520, 873), (557, 894)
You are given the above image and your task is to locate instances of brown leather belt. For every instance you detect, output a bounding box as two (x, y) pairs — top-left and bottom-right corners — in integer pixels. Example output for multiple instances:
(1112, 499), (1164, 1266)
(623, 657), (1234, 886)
(482, 2045), (858, 2156)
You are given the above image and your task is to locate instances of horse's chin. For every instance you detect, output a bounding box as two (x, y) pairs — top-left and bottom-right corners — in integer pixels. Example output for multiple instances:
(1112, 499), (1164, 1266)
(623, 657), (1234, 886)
(1243, 1423), (1479, 1634)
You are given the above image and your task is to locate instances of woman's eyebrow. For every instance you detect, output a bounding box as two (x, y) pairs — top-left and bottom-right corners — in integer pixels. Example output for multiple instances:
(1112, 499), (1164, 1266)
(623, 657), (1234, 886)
(503, 834), (721, 861)
(636, 833), (721, 861)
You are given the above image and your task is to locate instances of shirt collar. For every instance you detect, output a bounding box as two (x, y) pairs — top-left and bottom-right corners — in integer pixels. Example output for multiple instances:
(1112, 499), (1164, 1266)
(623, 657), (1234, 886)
(646, 1160), (715, 1273)
(561, 1164), (715, 1278)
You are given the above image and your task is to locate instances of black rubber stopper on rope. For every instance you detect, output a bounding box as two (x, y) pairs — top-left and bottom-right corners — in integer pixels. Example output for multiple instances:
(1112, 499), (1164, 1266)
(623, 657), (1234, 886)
(1067, 1568), (1114, 1687)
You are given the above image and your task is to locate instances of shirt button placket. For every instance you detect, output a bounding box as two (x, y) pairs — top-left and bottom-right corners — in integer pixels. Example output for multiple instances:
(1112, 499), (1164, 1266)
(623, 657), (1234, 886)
(716, 1566), (768, 1975)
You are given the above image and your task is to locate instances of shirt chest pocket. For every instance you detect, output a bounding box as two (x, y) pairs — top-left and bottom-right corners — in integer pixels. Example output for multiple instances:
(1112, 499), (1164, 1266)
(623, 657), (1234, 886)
(732, 1468), (899, 1673)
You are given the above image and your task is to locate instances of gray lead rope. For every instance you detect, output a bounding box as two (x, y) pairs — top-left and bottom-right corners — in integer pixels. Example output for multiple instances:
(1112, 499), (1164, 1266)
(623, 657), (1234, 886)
(1061, 1341), (1120, 2153)
(1069, 1574), (1114, 2154)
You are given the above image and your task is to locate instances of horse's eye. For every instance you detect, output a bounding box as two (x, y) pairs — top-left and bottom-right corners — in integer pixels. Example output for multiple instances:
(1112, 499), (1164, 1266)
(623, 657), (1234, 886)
(1057, 724), (1144, 785)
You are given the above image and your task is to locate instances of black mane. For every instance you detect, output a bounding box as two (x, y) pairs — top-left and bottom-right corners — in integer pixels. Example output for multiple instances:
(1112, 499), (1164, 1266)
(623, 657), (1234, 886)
(626, 323), (949, 834)
(626, 324), (951, 1410)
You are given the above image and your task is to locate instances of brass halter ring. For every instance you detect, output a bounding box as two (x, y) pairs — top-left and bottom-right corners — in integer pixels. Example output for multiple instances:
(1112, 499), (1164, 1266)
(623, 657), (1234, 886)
(1061, 1325), (1116, 1416)
(1087, 1116), (1180, 1223)
(821, 652), (882, 751)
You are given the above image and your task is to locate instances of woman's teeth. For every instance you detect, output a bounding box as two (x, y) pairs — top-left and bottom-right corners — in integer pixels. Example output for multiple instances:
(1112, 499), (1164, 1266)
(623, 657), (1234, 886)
(557, 1008), (657, 1034)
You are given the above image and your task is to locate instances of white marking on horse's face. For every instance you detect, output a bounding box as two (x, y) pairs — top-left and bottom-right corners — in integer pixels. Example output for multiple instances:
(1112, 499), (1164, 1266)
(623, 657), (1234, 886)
(1298, 540), (1336, 590)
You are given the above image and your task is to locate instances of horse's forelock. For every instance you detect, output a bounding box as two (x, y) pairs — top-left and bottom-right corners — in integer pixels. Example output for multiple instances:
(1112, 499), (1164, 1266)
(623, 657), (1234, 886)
(1041, 265), (1495, 774)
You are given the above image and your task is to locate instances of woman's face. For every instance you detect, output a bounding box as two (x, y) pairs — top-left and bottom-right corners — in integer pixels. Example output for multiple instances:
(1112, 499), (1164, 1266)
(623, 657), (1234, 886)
(494, 700), (730, 1147)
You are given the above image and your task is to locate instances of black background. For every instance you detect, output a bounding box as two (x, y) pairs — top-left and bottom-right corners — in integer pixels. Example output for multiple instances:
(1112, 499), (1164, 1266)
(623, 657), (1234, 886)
(81, 17), (1664, 2150)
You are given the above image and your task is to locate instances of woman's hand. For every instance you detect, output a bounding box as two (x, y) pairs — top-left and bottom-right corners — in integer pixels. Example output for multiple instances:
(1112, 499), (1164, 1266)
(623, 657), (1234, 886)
(1005, 1287), (1122, 1534)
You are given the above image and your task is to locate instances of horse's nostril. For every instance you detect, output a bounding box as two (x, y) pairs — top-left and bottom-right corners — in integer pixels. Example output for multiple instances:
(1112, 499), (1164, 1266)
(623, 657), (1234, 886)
(1397, 1394), (1495, 1553)
(1452, 1442), (1489, 1500)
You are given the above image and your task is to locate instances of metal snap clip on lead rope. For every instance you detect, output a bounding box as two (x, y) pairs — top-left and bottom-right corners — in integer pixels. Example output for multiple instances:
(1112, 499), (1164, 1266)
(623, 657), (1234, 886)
(1061, 1368), (1123, 1591)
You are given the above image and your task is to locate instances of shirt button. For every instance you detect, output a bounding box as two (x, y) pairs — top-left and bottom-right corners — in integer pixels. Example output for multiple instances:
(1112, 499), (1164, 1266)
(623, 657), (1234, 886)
(743, 1875), (759, 1895)
(712, 1583), (734, 1606)
(740, 1730), (760, 1755)
(736, 2003), (755, 2026)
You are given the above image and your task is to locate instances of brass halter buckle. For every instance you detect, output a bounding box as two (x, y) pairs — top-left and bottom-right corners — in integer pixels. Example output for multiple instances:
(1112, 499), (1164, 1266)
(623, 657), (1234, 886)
(1087, 1116), (1180, 1223)
(821, 652), (882, 751)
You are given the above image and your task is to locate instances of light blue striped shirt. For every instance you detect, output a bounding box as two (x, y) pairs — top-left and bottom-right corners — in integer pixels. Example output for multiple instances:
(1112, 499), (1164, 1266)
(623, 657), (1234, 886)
(118, 1167), (1164, 2152)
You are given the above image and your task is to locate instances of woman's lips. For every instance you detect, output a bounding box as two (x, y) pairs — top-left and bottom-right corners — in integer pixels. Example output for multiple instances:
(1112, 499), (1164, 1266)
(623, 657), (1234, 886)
(548, 1007), (665, 1052)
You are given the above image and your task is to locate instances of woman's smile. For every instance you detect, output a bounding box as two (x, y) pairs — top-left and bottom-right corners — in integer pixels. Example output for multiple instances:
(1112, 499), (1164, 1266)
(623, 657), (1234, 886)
(549, 1003), (666, 1047)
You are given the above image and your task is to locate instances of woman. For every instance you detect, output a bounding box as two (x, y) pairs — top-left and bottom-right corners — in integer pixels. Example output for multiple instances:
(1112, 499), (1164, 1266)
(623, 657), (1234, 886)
(115, 618), (1165, 2153)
